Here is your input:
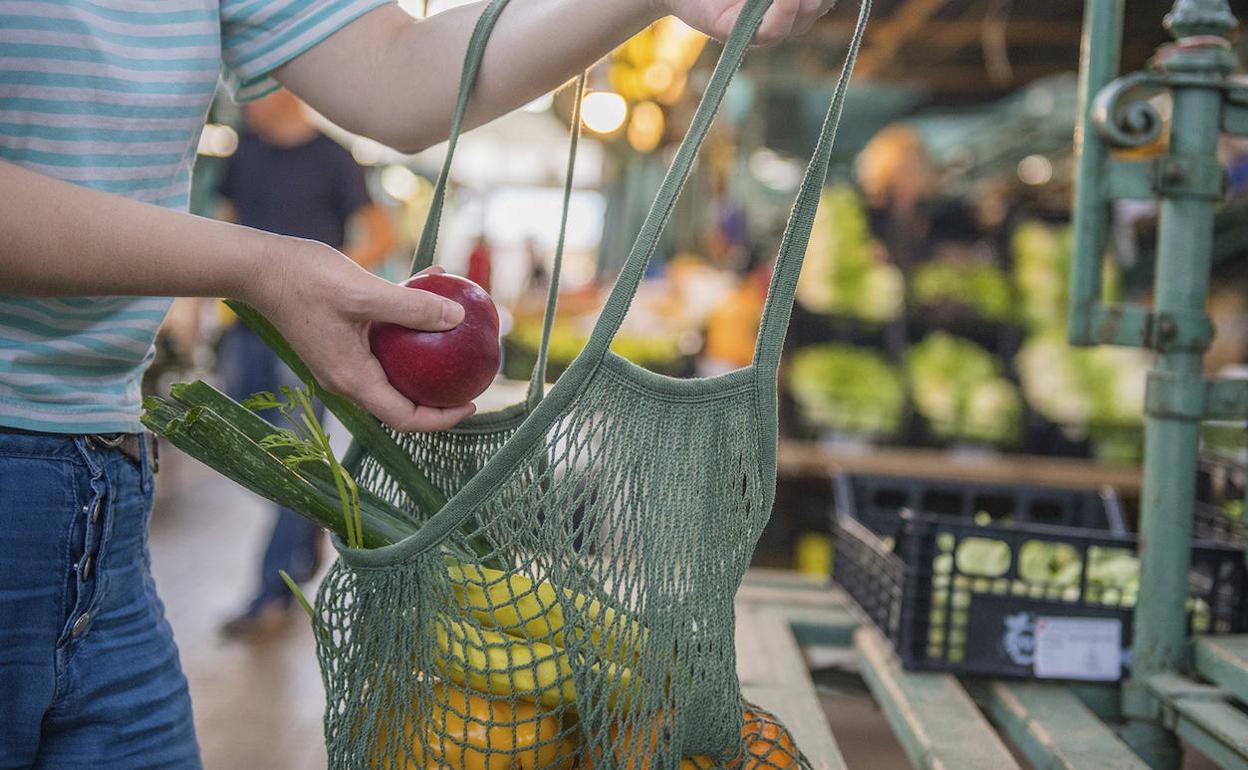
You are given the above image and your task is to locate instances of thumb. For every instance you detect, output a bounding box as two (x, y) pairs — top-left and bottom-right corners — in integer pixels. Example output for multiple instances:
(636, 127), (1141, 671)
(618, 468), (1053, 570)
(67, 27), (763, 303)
(367, 280), (464, 331)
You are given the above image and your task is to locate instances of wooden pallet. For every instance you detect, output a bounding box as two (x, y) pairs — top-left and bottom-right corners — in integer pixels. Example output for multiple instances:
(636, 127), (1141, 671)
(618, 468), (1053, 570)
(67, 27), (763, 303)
(734, 569), (1241, 769)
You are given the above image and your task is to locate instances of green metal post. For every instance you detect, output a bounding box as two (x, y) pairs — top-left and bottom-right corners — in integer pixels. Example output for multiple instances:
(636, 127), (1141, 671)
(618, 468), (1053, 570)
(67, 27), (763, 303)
(1122, 2), (1238, 766)
(1068, 0), (1123, 346)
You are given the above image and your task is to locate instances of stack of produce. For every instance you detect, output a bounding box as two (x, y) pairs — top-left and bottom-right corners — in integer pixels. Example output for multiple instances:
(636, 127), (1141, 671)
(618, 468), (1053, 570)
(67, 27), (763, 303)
(905, 332), (1022, 445)
(785, 344), (906, 439)
(1015, 330), (1148, 434)
(795, 186), (904, 322)
(1011, 218), (1147, 460)
(507, 319), (685, 376)
(1011, 220), (1072, 330)
(911, 258), (1014, 322)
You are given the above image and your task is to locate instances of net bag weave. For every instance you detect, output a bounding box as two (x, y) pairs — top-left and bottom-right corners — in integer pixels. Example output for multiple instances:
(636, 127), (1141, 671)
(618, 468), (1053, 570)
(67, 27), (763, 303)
(317, 1), (868, 767)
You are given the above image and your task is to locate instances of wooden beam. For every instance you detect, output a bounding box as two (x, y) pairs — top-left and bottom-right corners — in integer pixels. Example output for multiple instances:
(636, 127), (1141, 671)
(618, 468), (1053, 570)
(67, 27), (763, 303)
(1148, 674), (1248, 770)
(854, 626), (1023, 770)
(889, 62), (1072, 92)
(1195, 636), (1248, 705)
(853, 0), (953, 77)
(812, 18), (1083, 48)
(968, 681), (1149, 770)
(777, 440), (1144, 494)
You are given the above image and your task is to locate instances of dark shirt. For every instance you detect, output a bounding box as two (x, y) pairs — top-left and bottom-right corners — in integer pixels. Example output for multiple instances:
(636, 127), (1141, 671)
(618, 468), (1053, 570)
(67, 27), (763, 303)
(218, 131), (369, 249)
(867, 197), (981, 269)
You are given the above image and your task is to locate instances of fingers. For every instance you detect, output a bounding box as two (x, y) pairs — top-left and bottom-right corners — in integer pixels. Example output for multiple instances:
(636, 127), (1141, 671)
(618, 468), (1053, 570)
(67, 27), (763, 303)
(756, 0), (799, 45)
(369, 282), (464, 330)
(405, 403), (478, 433)
(792, 0), (824, 35)
(325, 357), (476, 432)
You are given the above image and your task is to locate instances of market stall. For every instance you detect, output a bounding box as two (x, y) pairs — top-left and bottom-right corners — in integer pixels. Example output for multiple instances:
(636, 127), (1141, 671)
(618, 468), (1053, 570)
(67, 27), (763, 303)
(132, 0), (1248, 767)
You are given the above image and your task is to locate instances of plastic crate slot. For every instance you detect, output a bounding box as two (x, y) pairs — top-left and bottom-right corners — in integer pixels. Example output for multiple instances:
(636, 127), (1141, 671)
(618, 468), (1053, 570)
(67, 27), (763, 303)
(954, 537), (1011, 578)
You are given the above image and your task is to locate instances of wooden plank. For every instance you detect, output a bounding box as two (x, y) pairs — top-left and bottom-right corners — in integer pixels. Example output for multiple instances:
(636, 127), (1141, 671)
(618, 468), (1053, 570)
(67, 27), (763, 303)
(811, 19), (1082, 47)
(780, 603), (857, 649)
(1148, 674), (1248, 770)
(854, 626), (1021, 770)
(735, 606), (848, 770)
(970, 681), (1148, 770)
(738, 571), (857, 648)
(738, 576), (841, 610)
(854, 0), (952, 77)
(1194, 635), (1248, 705)
(1170, 700), (1248, 770)
(777, 440), (1143, 495)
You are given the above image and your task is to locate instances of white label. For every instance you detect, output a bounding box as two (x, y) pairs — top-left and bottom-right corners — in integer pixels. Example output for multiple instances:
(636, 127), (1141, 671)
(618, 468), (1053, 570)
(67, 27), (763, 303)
(1033, 616), (1122, 681)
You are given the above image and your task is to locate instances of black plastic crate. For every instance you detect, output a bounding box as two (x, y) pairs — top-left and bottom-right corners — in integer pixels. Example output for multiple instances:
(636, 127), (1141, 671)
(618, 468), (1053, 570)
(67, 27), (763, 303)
(832, 472), (1248, 680)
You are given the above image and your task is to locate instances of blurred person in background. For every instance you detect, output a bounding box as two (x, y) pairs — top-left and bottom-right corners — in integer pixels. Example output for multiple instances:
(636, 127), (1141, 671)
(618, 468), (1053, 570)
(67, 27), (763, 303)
(857, 123), (979, 272)
(0, 0), (835, 764)
(213, 88), (395, 639)
(525, 235), (550, 297)
(467, 233), (493, 292)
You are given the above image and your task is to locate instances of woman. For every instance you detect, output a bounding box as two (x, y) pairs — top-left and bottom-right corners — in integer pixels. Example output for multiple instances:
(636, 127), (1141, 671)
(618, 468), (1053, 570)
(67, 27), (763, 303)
(0, 0), (834, 765)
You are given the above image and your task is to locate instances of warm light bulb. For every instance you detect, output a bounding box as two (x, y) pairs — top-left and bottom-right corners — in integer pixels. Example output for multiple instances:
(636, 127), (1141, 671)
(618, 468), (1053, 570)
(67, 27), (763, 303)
(580, 91), (628, 135)
(380, 164), (421, 201)
(627, 101), (664, 153)
(1017, 154), (1053, 186)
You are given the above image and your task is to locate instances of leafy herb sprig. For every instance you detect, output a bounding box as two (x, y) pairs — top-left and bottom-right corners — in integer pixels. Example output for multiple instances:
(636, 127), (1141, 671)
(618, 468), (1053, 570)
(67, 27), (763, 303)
(244, 385), (365, 551)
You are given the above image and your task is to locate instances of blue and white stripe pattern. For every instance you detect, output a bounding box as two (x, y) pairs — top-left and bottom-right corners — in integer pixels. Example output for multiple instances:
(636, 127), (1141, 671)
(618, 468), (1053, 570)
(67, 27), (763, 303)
(0, 0), (389, 433)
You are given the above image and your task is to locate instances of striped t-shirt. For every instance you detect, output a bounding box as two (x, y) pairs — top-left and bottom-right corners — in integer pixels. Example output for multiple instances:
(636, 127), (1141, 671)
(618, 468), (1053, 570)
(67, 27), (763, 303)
(0, 0), (389, 433)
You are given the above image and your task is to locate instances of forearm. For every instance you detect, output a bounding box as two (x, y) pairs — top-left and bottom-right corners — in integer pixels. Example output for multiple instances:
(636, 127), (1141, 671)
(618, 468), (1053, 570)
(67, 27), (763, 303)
(275, 0), (659, 153)
(0, 159), (474, 430)
(0, 159), (287, 302)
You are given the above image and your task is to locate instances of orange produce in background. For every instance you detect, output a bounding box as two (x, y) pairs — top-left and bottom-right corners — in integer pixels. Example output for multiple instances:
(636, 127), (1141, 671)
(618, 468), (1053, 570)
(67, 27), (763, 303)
(583, 706), (798, 770)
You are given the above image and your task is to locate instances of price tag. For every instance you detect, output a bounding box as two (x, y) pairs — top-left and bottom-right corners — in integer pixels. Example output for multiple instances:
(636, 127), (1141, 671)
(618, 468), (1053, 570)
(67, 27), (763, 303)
(1033, 616), (1122, 681)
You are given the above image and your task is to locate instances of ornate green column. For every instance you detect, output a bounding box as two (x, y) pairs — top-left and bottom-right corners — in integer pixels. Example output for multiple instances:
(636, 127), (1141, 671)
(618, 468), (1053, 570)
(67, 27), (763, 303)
(1068, 1), (1240, 766)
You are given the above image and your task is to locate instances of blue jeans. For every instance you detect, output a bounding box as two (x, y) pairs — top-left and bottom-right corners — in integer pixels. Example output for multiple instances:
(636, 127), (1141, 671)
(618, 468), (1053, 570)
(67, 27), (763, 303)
(0, 431), (201, 769)
(218, 323), (323, 610)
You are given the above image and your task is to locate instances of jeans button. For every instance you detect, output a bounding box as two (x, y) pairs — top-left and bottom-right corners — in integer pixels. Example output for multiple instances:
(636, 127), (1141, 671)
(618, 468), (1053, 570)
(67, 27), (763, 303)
(80, 555), (94, 580)
(90, 497), (103, 523)
(71, 612), (90, 637)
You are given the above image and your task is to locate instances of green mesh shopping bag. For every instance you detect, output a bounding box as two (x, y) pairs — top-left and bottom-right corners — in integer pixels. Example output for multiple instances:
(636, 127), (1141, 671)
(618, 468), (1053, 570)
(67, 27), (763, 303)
(317, 0), (869, 767)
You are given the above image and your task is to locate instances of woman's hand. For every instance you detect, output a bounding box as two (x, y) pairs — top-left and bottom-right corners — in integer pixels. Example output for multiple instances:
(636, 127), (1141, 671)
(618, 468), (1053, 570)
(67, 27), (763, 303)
(661, 0), (837, 45)
(249, 242), (476, 432)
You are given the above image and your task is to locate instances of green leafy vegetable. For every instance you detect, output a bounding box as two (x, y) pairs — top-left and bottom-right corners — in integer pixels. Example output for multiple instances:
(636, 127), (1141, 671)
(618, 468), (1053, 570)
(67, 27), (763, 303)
(795, 186), (904, 322)
(786, 344), (906, 438)
(912, 260), (1013, 320)
(905, 332), (1021, 445)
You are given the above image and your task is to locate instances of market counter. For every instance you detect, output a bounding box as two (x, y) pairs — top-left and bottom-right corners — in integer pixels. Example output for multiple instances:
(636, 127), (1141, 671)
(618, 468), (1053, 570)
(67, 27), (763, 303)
(777, 440), (1143, 496)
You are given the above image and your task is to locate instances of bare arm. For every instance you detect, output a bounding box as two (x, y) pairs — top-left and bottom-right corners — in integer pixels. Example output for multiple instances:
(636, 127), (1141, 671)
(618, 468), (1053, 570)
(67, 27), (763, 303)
(275, 0), (834, 153)
(0, 159), (472, 431)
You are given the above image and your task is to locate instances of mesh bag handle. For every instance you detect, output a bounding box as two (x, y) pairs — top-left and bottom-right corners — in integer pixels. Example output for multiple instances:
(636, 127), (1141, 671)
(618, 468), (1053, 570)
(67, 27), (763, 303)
(751, 3), (868, 376)
(408, 0), (506, 277)
(407, 0), (584, 406)
(576, 0), (870, 377)
(527, 76), (585, 407)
